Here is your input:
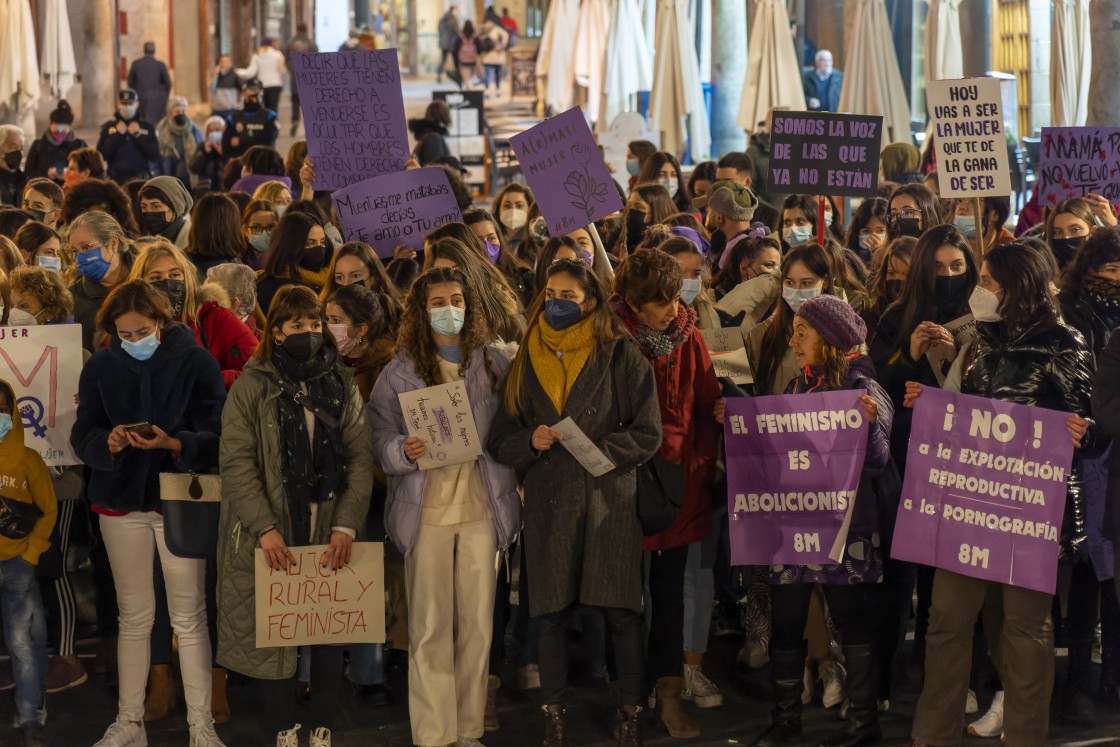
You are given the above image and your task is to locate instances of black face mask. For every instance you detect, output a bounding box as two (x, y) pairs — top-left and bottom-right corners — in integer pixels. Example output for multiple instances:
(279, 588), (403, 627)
(884, 279), (903, 304)
(244, 98), (261, 112)
(141, 211), (172, 236)
(280, 331), (324, 361)
(23, 208), (45, 223)
(626, 210), (647, 248)
(151, 278), (187, 317)
(300, 244), (328, 271)
(1050, 237), (1085, 268)
(173, 114), (189, 126)
(935, 274), (970, 307)
(3, 151), (21, 171)
(889, 215), (923, 239)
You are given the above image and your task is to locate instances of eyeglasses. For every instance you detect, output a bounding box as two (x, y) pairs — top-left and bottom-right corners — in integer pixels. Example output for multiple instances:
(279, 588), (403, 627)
(889, 209), (919, 219)
(247, 224), (274, 235)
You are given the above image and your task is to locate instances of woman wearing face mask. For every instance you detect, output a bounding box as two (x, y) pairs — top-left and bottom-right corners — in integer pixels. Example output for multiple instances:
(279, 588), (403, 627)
(1044, 197), (1106, 271)
(423, 236), (527, 344)
(156, 97), (202, 188)
(189, 117), (227, 192)
(72, 280), (227, 747)
(252, 181), (292, 217)
(626, 140), (658, 191)
(217, 285), (372, 747)
(320, 242), (404, 328)
(903, 244), (1093, 747)
(861, 236), (915, 345)
(465, 208), (538, 305)
(68, 211), (136, 351)
(617, 185), (677, 260)
(138, 176), (193, 249)
(492, 184), (539, 260)
(240, 199), (278, 270)
(256, 211), (332, 316)
(13, 221), (67, 272)
(326, 283), (391, 401)
(711, 233), (782, 301)
(430, 218), (534, 308)
(662, 236), (718, 329)
(886, 184), (942, 241)
(489, 258), (661, 747)
(950, 196), (1013, 255)
(637, 152), (692, 214)
(25, 101), (87, 185)
(10, 265), (74, 324)
(845, 197), (889, 266)
(369, 267), (520, 747)
(186, 193), (249, 276)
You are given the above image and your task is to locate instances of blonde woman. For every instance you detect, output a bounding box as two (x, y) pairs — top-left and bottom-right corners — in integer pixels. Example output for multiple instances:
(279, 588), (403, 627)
(251, 180), (292, 217)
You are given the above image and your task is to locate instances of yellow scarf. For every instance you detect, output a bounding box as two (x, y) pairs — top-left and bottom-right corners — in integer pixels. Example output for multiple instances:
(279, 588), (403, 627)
(528, 316), (598, 415)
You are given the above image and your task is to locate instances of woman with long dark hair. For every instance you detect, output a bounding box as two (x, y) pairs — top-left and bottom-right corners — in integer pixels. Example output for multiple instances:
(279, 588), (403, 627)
(845, 197), (889, 265)
(617, 185), (678, 260)
(187, 193), (248, 275)
(256, 211), (331, 315)
(319, 241), (404, 330)
(886, 183), (942, 241)
(423, 235), (526, 343)
(637, 152), (692, 213)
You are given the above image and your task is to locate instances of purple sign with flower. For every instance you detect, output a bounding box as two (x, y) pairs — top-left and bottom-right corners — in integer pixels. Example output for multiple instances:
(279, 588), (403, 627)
(891, 388), (1073, 595)
(510, 107), (623, 235)
(724, 391), (869, 567)
(1037, 127), (1120, 206)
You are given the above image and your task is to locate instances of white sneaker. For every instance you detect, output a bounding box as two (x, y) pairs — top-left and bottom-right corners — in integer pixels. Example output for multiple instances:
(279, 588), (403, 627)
(967, 691), (1004, 737)
(455, 739), (486, 747)
(93, 718), (147, 747)
(682, 664), (723, 708)
(820, 661), (845, 709)
(518, 664), (541, 690)
(966, 688), (979, 714)
(189, 724), (227, 747)
(276, 724), (301, 747)
(310, 727), (331, 747)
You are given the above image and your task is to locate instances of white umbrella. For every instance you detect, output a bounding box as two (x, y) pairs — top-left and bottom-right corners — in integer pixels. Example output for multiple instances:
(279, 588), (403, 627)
(573, 0), (611, 124)
(1051, 0), (1091, 127)
(839, 0), (911, 143)
(0, 0), (41, 121)
(40, 0), (77, 99)
(923, 0), (963, 84)
(536, 0), (580, 114)
(600, 0), (654, 130)
(737, 0), (805, 132)
(648, 0), (710, 162)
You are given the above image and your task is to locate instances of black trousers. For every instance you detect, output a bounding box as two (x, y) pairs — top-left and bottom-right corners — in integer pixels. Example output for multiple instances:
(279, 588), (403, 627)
(538, 604), (644, 706)
(263, 87), (282, 115)
(248, 646), (344, 744)
(771, 582), (872, 651)
(647, 545), (688, 681)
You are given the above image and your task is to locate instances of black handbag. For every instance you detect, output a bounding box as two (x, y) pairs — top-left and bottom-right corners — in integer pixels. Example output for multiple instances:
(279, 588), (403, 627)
(160, 473), (221, 559)
(0, 495), (43, 540)
(612, 343), (686, 536)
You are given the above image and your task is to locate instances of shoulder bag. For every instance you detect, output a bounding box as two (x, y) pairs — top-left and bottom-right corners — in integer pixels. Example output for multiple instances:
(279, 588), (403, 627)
(160, 472), (222, 559)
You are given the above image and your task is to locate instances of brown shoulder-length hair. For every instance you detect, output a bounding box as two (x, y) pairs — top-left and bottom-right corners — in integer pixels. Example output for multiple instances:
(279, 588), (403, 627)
(503, 258), (626, 415)
(189, 193), (246, 263)
(252, 284), (334, 363)
(984, 243), (1060, 335)
(1045, 197), (1096, 242)
(96, 279), (174, 335)
(422, 236), (525, 342)
(320, 241), (404, 328)
(397, 266), (499, 389)
(613, 247), (683, 307)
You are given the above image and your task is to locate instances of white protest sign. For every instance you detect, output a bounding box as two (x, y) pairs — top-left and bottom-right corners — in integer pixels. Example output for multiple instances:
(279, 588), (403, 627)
(255, 542), (386, 647)
(552, 417), (616, 477)
(926, 314), (979, 386)
(398, 381), (483, 470)
(927, 78), (1012, 198)
(699, 327), (754, 385)
(0, 324), (83, 466)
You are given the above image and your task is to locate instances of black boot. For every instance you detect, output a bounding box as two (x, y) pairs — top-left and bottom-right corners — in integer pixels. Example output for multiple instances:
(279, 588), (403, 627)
(753, 647), (806, 747)
(819, 644), (881, 747)
(542, 705), (567, 747)
(614, 706), (643, 747)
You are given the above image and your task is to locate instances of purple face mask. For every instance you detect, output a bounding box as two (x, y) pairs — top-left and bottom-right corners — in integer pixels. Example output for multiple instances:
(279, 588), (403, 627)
(485, 241), (501, 264)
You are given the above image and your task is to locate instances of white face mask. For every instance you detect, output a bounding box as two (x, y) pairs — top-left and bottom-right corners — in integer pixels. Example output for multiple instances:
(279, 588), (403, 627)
(968, 286), (1001, 322)
(680, 278), (702, 305)
(659, 178), (679, 199)
(501, 208), (528, 231)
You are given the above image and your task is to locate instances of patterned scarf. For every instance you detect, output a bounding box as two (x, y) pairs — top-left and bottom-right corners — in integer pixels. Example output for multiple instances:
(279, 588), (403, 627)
(612, 297), (697, 359)
(1085, 276), (1120, 324)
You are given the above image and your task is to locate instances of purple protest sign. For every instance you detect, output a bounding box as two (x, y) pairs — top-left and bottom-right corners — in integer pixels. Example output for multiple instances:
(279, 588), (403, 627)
(292, 50), (409, 190)
(724, 391), (868, 566)
(333, 168), (463, 258)
(510, 107), (623, 236)
(1038, 127), (1120, 206)
(891, 388), (1073, 595)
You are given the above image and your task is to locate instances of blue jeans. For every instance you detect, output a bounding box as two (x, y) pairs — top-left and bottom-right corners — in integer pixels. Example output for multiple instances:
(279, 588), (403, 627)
(347, 644), (386, 685)
(1, 556), (47, 726)
(484, 64), (502, 89)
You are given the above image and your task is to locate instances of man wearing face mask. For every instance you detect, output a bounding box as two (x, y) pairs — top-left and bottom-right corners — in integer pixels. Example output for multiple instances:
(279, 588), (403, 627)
(0, 126), (28, 208)
(693, 180), (757, 267)
(25, 101), (87, 186)
(138, 176), (194, 248)
(223, 80), (280, 160)
(156, 97), (203, 189)
(97, 89), (161, 185)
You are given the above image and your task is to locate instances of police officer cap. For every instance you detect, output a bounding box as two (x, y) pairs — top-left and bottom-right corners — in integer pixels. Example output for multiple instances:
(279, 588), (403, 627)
(118, 89), (139, 105)
(242, 79), (264, 93)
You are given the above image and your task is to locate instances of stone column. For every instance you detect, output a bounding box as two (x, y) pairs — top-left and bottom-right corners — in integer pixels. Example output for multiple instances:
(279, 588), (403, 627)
(709, 0), (747, 156)
(1088, 0), (1120, 126)
(82, 0), (118, 126)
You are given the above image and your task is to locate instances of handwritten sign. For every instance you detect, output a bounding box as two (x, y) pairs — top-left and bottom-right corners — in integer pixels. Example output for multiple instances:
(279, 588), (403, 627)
(552, 417), (616, 477)
(1038, 127), (1120, 205)
(725, 391), (868, 566)
(292, 49), (410, 189)
(700, 327), (753, 385)
(927, 78), (1012, 198)
(510, 107), (623, 235)
(333, 168), (463, 259)
(891, 388), (1072, 594)
(398, 381), (483, 470)
(767, 112), (883, 197)
(255, 542), (386, 647)
(1, 324), (82, 466)
(925, 314), (978, 386)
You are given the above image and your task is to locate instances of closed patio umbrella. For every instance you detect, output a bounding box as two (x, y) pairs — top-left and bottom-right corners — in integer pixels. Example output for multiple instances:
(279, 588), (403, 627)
(536, 0), (581, 114)
(0, 0), (41, 127)
(839, 0), (911, 144)
(648, 0), (710, 162)
(573, 0), (611, 124)
(1051, 0), (1091, 127)
(738, 0), (805, 133)
(923, 0), (963, 84)
(40, 0), (78, 99)
(600, 0), (654, 130)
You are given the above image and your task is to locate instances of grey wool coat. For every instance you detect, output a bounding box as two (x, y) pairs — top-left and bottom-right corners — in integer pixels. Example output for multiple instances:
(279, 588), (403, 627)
(487, 337), (662, 617)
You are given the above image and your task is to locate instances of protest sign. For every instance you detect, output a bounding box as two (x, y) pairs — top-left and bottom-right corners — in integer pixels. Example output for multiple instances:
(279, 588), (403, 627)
(767, 111), (883, 197)
(333, 168), (463, 259)
(255, 542), (385, 647)
(510, 107), (623, 235)
(699, 327), (753, 385)
(891, 388), (1072, 594)
(0, 324), (82, 466)
(724, 391), (869, 566)
(292, 49), (410, 189)
(1038, 127), (1120, 206)
(552, 417), (615, 477)
(398, 381), (483, 470)
(925, 314), (978, 386)
(927, 78), (1013, 198)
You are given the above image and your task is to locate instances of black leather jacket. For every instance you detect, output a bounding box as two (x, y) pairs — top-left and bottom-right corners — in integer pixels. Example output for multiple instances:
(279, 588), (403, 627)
(962, 317), (1095, 558)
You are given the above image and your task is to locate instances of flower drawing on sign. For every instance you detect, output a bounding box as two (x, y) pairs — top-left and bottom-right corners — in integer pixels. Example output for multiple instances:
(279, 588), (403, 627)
(564, 143), (610, 222)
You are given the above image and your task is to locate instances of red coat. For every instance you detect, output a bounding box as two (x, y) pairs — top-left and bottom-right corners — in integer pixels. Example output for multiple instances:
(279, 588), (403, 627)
(187, 301), (259, 389)
(643, 328), (721, 551)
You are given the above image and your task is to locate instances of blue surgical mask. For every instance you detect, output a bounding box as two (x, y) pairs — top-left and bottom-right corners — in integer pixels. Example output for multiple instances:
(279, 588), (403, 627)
(429, 306), (466, 337)
(782, 285), (821, 313)
(626, 158), (640, 177)
(680, 278), (702, 305)
(208, 130), (222, 144)
(37, 255), (62, 272)
(783, 226), (813, 247)
(120, 330), (161, 361)
(77, 246), (112, 281)
(249, 231), (271, 254)
(954, 214), (978, 239)
(544, 299), (583, 331)
(0, 414), (12, 443)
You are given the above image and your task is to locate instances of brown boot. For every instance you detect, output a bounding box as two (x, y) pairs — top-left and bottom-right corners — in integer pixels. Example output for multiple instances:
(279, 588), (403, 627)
(212, 667), (231, 724)
(143, 664), (178, 722)
(654, 676), (700, 738)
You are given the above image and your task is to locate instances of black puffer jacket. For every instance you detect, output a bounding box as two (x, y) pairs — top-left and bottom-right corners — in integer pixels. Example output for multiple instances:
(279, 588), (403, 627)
(962, 318), (1095, 556)
(1058, 285), (1120, 363)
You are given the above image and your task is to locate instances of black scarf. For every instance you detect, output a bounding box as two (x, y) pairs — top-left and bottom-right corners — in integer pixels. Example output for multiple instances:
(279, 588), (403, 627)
(271, 344), (348, 543)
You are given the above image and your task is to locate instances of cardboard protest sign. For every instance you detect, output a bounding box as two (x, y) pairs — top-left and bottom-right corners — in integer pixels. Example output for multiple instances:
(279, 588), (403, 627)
(333, 168), (463, 259)
(925, 314), (978, 386)
(510, 107), (623, 235)
(927, 78), (1013, 198)
(398, 381), (483, 470)
(0, 324), (82, 466)
(699, 327), (753, 385)
(767, 111), (883, 197)
(724, 391), (869, 566)
(255, 542), (386, 647)
(1038, 127), (1120, 206)
(292, 49), (409, 189)
(891, 388), (1072, 594)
